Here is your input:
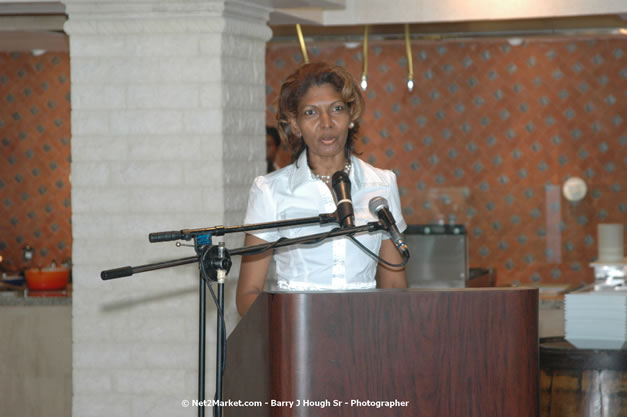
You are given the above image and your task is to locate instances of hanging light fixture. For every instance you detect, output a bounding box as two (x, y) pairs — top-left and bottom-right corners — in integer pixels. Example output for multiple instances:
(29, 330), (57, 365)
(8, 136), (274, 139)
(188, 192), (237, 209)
(404, 23), (414, 92)
(360, 25), (369, 91)
(296, 24), (309, 64)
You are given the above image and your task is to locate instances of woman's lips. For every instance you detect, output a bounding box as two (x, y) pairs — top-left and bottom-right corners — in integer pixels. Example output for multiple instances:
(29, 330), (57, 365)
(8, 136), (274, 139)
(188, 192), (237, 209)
(319, 136), (337, 144)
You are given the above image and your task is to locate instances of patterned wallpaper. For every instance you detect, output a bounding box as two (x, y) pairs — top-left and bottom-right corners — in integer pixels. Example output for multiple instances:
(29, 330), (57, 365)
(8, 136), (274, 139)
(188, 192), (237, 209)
(0, 51), (71, 272)
(266, 36), (626, 287)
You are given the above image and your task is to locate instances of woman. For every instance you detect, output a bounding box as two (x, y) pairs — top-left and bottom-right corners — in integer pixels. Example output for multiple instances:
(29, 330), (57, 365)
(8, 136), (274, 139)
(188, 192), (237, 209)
(236, 62), (407, 316)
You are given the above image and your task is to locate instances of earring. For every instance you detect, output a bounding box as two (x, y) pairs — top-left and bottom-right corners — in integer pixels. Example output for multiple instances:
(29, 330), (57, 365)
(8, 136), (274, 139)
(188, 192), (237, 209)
(349, 121), (355, 129)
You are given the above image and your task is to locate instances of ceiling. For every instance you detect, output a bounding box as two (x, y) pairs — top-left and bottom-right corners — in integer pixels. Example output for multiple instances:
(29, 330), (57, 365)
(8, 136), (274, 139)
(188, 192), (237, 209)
(0, 1), (624, 52)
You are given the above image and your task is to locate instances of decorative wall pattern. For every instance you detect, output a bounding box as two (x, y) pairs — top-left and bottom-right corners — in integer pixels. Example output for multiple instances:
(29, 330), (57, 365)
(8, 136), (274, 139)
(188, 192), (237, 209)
(266, 36), (626, 287)
(0, 51), (71, 272)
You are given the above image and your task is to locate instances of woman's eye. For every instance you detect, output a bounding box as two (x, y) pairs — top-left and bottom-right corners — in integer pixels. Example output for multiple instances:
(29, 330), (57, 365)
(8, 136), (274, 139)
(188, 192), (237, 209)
(333, 104), (345, 112)
(303, 109), (316, 116)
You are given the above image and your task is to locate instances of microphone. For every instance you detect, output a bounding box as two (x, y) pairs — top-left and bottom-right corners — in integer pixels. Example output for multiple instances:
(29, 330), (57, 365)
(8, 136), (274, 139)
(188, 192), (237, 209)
(331, 171), (355, 227)
(368, 196), (410, 258)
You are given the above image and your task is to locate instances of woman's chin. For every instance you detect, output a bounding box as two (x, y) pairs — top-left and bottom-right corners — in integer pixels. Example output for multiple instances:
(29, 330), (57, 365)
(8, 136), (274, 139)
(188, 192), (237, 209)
(309, 146), (343, 160)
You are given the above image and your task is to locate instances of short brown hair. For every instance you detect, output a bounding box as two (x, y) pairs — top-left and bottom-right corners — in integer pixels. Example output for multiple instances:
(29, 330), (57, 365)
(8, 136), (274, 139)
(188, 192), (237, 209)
(275, 62), (365, 163)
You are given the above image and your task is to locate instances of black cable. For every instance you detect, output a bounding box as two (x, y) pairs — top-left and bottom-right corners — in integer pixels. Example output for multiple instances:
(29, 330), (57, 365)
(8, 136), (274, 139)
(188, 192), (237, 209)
(244, 226), (408, 268)
(348, 235), (409, 268)
(242, 226), (345, 256)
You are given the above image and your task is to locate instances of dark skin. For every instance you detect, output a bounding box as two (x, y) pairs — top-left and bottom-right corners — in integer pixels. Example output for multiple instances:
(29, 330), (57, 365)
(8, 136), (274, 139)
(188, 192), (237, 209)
(236, 84), (406, 316)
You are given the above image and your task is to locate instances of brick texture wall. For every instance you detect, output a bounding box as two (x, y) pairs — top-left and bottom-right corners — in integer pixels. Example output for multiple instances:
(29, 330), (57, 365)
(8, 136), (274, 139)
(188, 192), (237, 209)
(66, 1), (270, 415)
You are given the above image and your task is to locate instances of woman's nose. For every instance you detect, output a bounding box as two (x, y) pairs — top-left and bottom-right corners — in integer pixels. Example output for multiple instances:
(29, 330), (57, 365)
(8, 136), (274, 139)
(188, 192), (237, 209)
(320, 111), (332, 128)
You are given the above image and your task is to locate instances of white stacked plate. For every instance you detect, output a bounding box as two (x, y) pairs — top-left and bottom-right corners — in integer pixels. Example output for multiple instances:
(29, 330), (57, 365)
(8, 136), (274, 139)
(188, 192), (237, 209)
(565, 291), (627, 350)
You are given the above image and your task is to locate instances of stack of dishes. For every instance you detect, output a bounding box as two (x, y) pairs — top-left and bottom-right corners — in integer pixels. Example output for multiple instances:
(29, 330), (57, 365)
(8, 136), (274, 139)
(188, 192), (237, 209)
(565, 291), (627, 349)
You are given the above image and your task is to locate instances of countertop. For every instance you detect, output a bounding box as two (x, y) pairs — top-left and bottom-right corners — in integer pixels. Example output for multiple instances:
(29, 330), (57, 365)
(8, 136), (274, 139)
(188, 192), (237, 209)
(0, 288), (72, 306)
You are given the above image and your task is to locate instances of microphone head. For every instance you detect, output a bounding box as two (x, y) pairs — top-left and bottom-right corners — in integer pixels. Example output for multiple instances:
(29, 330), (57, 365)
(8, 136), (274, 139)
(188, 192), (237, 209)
(331, 170), (350, 187)
(369, 196), (389, 216)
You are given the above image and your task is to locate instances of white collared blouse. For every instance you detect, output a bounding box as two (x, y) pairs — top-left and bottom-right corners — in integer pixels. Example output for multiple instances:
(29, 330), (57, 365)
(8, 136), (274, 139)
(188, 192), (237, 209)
(243, 152), (407, 291)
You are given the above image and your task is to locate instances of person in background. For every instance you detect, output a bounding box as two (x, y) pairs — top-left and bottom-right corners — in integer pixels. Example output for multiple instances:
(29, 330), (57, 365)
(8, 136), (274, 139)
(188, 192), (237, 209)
(236, 62), (407, 316)
(266, 126), (281, 173)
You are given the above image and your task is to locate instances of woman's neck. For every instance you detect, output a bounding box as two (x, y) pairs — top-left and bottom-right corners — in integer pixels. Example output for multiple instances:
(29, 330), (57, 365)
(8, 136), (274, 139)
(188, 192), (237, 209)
(308, 152), (348, 177)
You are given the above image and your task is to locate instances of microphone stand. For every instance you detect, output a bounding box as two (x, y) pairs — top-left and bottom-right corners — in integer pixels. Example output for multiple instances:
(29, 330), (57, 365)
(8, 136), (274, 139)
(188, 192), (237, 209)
(101, 217), (385, 417)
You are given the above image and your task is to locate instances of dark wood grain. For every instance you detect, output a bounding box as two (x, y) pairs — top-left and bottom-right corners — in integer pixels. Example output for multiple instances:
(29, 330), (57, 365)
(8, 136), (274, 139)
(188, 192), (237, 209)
(223, 288), (539, 417)
(540, 337), (627, 417)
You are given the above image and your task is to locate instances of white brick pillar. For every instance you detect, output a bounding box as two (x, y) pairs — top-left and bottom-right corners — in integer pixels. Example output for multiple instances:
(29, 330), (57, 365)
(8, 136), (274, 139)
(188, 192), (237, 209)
(64, 1), (270, 415)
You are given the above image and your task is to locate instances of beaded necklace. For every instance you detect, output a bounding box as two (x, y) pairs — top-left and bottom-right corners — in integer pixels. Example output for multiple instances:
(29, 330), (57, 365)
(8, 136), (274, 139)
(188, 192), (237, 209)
(311, 161), (352, 185)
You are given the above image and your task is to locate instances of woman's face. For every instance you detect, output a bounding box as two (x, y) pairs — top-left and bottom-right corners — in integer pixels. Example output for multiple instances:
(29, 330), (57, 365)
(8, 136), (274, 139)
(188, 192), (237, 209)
(290, 83), (351, 161)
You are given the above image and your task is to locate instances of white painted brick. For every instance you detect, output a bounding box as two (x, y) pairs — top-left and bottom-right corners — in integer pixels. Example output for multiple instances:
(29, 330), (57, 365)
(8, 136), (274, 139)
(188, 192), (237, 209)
(222, 35), (266, 59)
(74, 343), (133, 369)
(70, 57), (124, 84)
(72, 84), (126, 109)
(72, 186), (130, 213)
(182, 164), (222, 186)
(223, 186), (249, 211)
(199, 134), (228, 156)
(200, 188), (225, 212)
(113, 369), (187, 395)
(198, 36), (222, 56)
(110, 110), (183, 135)
(73, 311), (113, 341)
(70, 37), (126, 57)
(73, 394), (132, 417)
(130, 343), (197, 368)
(183, 369), (201, 394)
(197, 82), (223, 109)
(182, 109), (222, 134)
(75, 212), (213, 240)
(128, 135), (207, 161)
(109, 161), (183, 186)
(71, 136), (128, 161)
(71, 57), (221, 84)
(129, 35), (200, 57)
(72, 293), (130, 322)
(73, 369), (113, 394)
(72, 260), (202, 293)
(132, 395), (195, 417)
(72, 238), (146, 267)
(221, 134), (265, 160)
(223, 57), (265, 83)
(222, 161), (260, 185)
(72, 36), (200, 57)
(110, 317), (187, 342)
(72, 213), (113, 239)
(220, 83), (265, 109)
(182, 310), (219, 341)
(224, 209), (247, 231)
(71, 264), (114, 290)
(73, 267), (198, 304)
(70, 10), (271, 417)
(223, 109), (265, 134)
(72, 110), (111, 135)
(127, 85), (199, 109)
(127, 188), (204, 213)
(71, 161), (111, 186)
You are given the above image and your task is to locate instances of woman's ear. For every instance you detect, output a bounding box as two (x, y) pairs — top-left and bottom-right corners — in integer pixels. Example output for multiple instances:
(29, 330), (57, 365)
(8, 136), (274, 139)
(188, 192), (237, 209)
(289, 118), (302, 138)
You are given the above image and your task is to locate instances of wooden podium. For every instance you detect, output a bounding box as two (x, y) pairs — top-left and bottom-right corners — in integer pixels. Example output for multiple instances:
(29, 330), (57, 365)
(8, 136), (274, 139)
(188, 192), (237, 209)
(223, 288), (538, 417)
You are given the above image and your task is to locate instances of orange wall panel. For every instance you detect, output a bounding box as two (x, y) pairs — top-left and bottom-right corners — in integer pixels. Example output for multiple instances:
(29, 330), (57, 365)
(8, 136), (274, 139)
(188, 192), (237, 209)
(0, 52), (71, 272)
(266, 36), (626, 287)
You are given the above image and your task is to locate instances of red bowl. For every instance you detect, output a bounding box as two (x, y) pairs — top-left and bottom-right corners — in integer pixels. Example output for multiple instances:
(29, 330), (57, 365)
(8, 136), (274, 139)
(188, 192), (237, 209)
(25, 268), (70, 291)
